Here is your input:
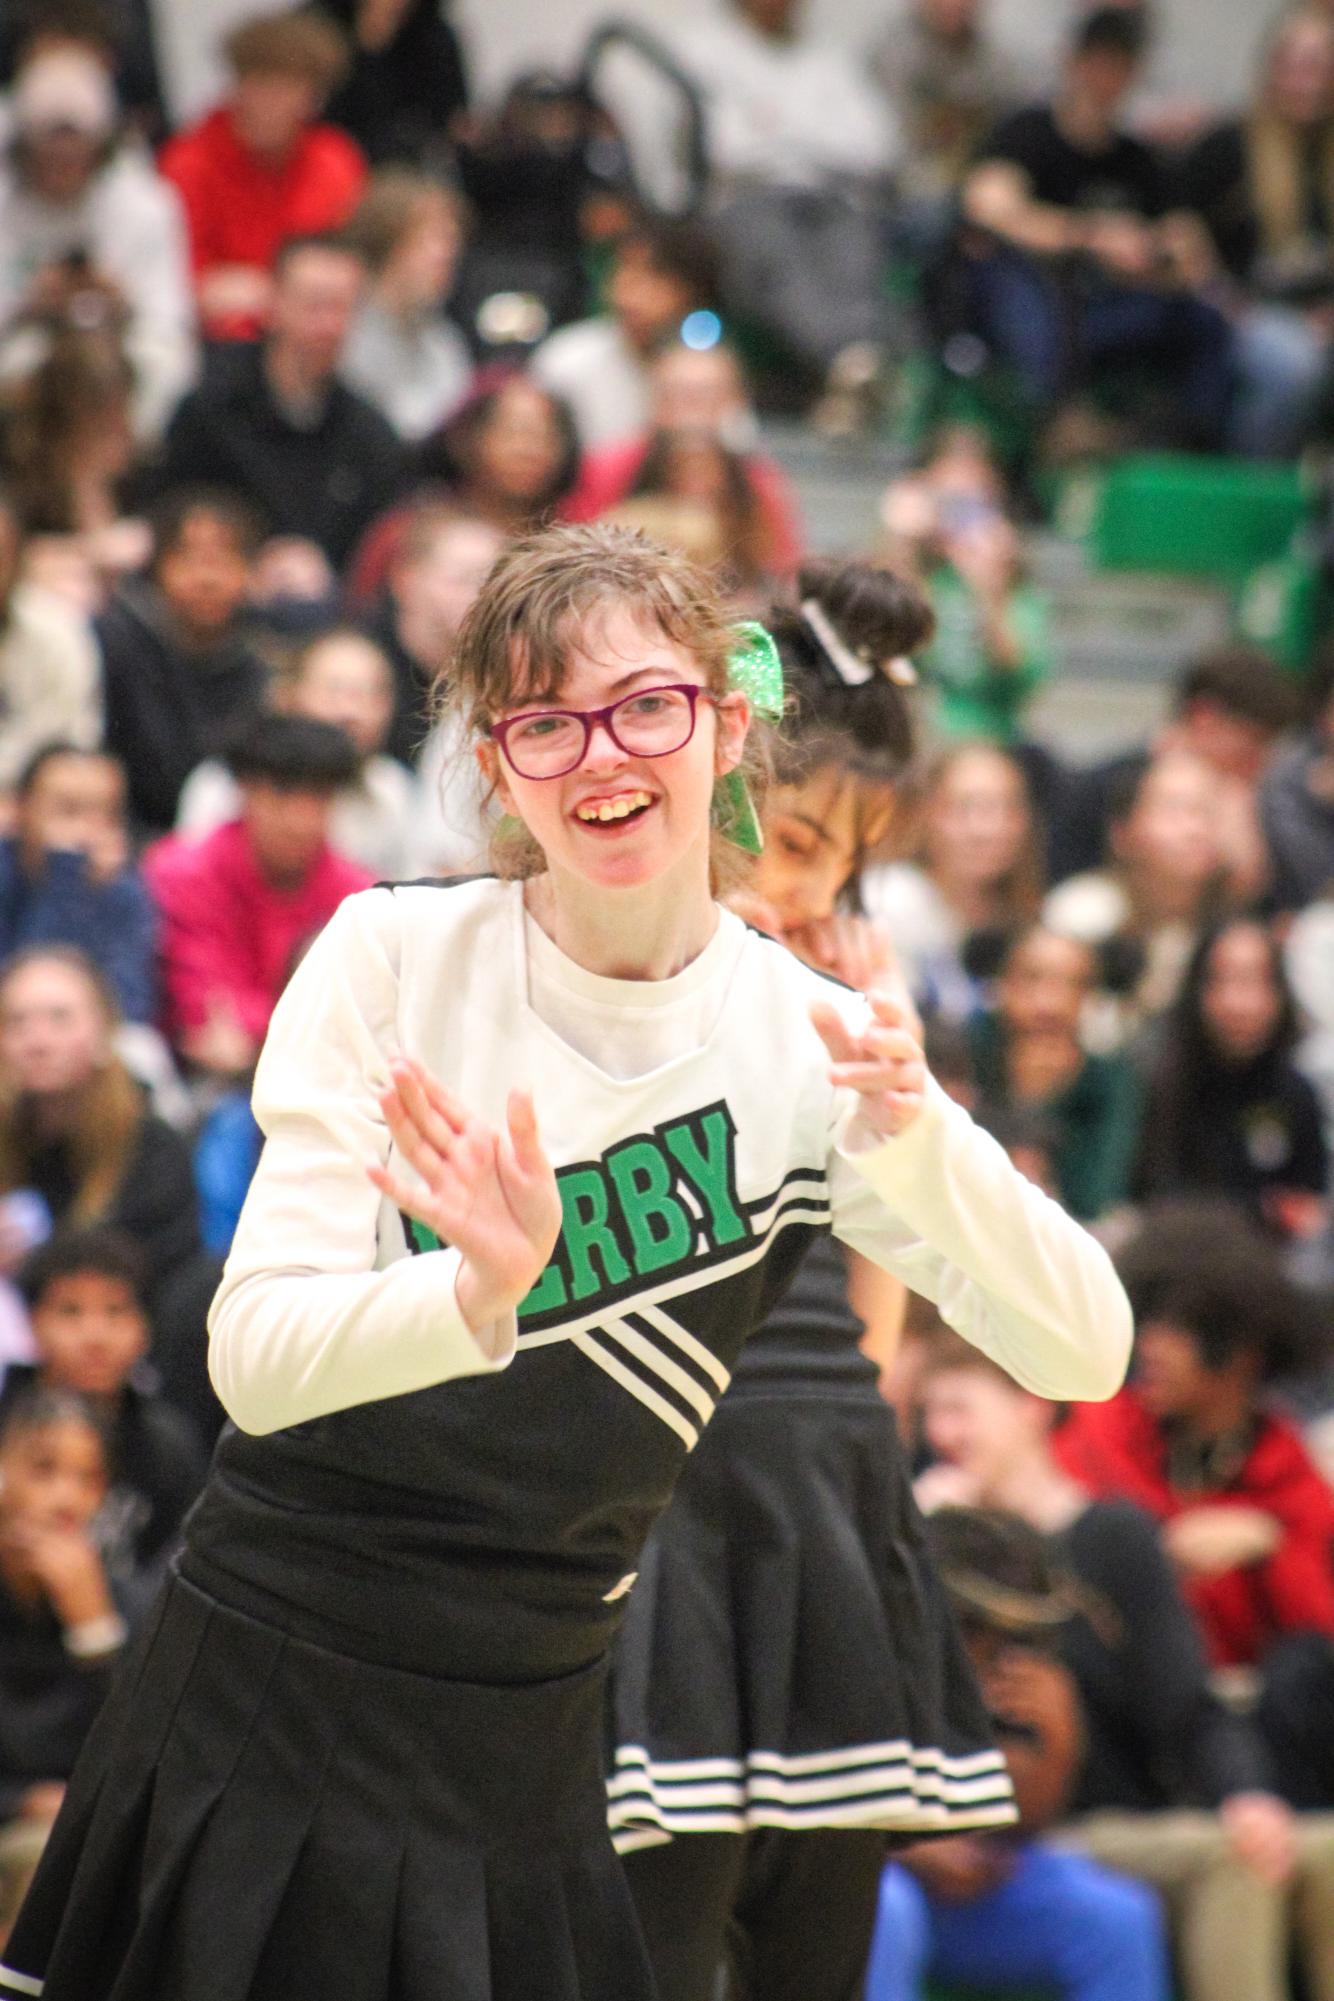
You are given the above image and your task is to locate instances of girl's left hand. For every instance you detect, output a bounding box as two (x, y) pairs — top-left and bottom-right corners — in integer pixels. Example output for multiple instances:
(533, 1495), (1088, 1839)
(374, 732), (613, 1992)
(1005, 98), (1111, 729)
(789, 915), (923, 1041)
(810, 989), (927, 1139)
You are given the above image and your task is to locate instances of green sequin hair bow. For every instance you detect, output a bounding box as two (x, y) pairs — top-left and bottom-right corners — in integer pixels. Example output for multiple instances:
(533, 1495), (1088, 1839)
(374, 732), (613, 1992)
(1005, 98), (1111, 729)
(712, 620), (785, 855)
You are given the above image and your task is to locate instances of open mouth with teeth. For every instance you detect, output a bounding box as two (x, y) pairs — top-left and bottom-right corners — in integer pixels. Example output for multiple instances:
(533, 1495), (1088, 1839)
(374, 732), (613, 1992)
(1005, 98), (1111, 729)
(573, 790), (655, 826)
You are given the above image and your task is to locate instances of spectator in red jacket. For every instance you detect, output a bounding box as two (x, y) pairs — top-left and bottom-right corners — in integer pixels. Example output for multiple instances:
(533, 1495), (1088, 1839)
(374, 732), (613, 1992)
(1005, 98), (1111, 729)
(1056, 1200), (1334, 1672)
(160, 8), (366, 343)
(143, 713), (370, 1081)
(1056, 1200), (1334, 1807)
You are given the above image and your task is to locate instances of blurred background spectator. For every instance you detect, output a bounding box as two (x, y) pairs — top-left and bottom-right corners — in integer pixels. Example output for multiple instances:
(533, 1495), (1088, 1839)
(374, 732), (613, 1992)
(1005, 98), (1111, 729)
(96, 486), (268, 839)
(157, 230), (407, 574)
(863, 743), (1043, 1021)
(0, 43), (194, 442)
(531, 213), (722, 451)
(161, 8), (364, 345)
(341, 169), (472, 440)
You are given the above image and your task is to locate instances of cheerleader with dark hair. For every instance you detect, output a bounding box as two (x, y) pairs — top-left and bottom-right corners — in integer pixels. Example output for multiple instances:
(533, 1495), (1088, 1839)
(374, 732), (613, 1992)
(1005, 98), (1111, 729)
(611, 559), (1021, 2001)
(0, 526), (1128, 2001)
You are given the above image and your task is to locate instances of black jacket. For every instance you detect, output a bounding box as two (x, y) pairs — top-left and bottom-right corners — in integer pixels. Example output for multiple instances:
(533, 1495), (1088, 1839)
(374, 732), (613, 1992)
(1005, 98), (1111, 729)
(97, 580), (269, 836)
(157, 345), (410, 569)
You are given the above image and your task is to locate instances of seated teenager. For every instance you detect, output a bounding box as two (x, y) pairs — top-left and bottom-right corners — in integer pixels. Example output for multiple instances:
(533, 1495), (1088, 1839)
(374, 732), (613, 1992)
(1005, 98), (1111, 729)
(1177, 9), (1334, 459)
(157, 232), (408, 575)
(960, 7), (1234, 449)
(356, 504), (505, 766)
(862, 742), (1043, 1023)
(919, 1333), (1334, 2001)
(143, 712), (371, 1081)
(0, 746), (155, 1025)
(1045, 750), (1232, 1035)
(1050, 645), (1298, 889)
(532, 214), (723, 452)
(0, 947), (203, 1290)
(968, 924), (1142, 1222)
(562, 340), (803, 578)
(0, 1387), (132, 1942)
(160, 8), (365, 344)
(9, 1229), (206, 1581)
(869, 1507), (1171, 2001)
(1136, 919), (1329, 1242)
(177, 629), (415, 881)
(341, 170), (473, 442)
(97, 487), (269, 839)
(1057, 1201), (1334, 1808)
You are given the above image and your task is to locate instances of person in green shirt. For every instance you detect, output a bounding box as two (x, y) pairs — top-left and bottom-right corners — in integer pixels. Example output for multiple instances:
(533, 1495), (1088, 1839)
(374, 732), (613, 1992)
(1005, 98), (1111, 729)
(925, 513), (1052, 745)
(967, 923), (1142, 1221)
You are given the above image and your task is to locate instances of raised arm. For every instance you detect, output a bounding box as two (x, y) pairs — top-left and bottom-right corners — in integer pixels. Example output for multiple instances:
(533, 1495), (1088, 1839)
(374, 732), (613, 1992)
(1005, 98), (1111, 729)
(208, 892), (533, 1436)
(814, 994), (1132, 1403)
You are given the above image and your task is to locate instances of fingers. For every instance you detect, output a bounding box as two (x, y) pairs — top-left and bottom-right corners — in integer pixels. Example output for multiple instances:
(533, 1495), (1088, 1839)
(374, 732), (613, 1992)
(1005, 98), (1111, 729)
(809, 999), (860, 1064)
(505, 1088), (547, 1175)
(367, 1159), (438, 1227)
(403, 1056), (468, 1137)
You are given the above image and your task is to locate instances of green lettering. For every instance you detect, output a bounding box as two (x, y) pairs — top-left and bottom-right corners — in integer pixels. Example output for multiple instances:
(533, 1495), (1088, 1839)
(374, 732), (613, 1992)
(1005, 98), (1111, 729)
(519, 1259), (568, 1318)
(561, 1167), (631, 1301)
(606, 1139), (693, 1274)
(665, 1109), (747, 1247)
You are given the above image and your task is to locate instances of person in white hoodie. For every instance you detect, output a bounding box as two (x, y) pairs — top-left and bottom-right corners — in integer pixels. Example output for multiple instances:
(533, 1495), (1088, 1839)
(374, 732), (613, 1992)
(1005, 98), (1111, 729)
(0, 47), (195, 442)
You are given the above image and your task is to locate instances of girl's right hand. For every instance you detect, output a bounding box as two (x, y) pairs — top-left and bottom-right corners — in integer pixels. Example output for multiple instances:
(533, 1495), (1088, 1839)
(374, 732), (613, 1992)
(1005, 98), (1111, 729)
(369, 1058), (562, 1335)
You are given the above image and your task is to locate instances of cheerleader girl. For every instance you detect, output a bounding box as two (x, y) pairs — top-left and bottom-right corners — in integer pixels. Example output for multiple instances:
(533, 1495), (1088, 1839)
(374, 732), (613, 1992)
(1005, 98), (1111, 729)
(0, 523), (1130, 2001)
(609, 559), (1019, 2001)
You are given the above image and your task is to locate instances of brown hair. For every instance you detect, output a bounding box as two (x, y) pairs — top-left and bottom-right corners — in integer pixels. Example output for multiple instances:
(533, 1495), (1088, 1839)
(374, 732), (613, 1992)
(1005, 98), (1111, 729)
(912, 741), (1044, 925)
(2, 328), (133, 535)
(629, 431), (776, 590)
(1247, 10), (1334, 256)
(0, 947), (142, 1223)
(917, 1328), (1015, 1387)
(224, 7), (349, 91)
(443, 519), (768, 885)
(344, 170), (465, 276)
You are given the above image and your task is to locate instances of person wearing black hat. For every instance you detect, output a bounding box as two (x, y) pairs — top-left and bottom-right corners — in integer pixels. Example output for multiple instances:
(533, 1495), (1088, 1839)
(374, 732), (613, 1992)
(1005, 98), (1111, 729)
(919, 1308), (1334, 2001)
(869, 1507), (1172, 2001)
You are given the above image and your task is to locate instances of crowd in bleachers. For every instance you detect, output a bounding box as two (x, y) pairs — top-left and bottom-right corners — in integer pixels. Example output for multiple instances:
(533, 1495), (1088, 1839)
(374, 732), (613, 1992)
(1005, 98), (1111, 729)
(0, 0), (1332, 1992)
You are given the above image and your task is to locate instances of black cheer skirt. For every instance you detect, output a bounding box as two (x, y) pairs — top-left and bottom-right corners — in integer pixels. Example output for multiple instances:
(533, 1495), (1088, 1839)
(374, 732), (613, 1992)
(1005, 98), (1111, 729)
(1, 1574), (654, 2001)
(607, 1393), (1017, 1851)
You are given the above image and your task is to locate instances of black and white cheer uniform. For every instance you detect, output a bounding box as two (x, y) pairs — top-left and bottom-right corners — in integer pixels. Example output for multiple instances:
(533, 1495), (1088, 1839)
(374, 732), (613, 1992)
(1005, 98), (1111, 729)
(0, 878), (1130, 2001)
(610, 1231), (1014, 2001)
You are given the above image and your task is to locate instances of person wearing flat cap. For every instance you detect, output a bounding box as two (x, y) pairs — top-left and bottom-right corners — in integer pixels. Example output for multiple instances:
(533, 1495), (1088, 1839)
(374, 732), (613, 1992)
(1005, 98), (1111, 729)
(868, 1507), (1174, 2001)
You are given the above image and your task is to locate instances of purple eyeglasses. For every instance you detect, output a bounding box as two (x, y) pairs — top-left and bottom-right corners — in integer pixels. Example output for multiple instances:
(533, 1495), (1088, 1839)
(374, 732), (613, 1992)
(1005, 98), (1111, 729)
(486, 683), (718, 780)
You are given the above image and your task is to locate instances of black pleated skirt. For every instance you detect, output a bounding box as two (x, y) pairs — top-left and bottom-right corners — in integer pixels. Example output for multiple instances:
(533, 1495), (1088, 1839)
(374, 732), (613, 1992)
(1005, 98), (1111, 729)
(1, 1573), (654, 2001)
(607, 1392), (1016, 1851)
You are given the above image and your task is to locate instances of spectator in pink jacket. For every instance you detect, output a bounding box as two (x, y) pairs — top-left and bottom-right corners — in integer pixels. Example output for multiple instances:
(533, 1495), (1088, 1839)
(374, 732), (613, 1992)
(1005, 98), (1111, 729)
(143, 713), (370, 1081)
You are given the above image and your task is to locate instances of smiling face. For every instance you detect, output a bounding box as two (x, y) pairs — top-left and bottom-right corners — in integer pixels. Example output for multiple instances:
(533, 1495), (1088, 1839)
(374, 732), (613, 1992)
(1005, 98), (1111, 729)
(482, 604), (748, 896)
(922, 1363), (1045, 1496)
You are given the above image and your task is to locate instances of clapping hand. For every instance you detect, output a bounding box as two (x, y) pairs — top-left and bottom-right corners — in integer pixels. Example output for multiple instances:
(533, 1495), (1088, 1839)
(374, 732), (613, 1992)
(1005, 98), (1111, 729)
(809, 990), (927, 1140)
(369, 1057), (562, 1334)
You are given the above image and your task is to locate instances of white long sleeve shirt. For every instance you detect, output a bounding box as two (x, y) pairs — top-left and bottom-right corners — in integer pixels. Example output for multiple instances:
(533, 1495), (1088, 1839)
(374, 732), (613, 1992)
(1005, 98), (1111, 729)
(208, 878), (1130, 1439)
(191, 876), (1130, 1679)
